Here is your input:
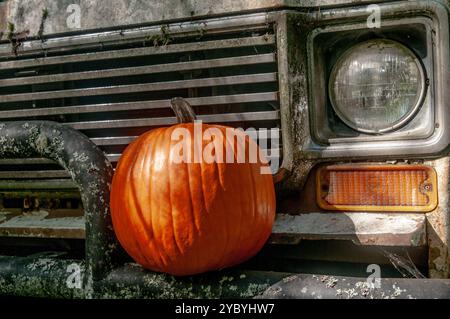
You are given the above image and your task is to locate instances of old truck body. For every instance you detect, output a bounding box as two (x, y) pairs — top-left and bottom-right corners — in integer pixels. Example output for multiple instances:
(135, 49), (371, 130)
(0, 0), (449, 298)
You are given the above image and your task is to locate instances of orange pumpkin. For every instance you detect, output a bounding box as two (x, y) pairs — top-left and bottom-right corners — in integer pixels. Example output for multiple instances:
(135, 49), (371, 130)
(110, 98), (275, 276)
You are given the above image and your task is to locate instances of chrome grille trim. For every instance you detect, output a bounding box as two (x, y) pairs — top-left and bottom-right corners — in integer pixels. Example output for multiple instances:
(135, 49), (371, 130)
(0, 35), (275, 70)
(0, 92), (278, 119)
(0, 53), (276, 88)
(67, 110), (280, 130)
(0, 73), (277, 103)
(0, 13), (271, 57)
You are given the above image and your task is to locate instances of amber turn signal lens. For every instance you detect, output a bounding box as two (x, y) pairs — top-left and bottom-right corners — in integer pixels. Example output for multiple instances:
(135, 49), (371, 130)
(316, 165), (438, 212)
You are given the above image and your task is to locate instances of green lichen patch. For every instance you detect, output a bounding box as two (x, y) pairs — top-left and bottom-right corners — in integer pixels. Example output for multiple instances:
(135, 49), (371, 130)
(147, 25), (172, 47)
(5, 21), (29, 56)
(37, 8), (49, 41)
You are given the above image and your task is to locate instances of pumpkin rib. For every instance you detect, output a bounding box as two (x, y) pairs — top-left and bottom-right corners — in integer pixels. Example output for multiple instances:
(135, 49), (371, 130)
(164, 127), (184, 258)
(181, 127), (202, 217)
(127, 131), (155, 265)
(212, 132), (234, 269)
(243, 137), (260, 259)
(169, 125), (199, 258)
(227, 132), (249, 266)
(184, 161), (202, 273)
(208, 126), (226, 188)
(214, 126), (229, 190)
(246, 134), (257, 231)
(135, 129), (168, 269)
(261, 164), (276, 246)
(148, 129), (174, 270)
(141, 130), (156, 242)
(176, 126), (203, 273)
(129, 133), (166, 269)
(208, 128), (232, 270)
(233, 132), (262, 267)
(121, 148), (147, 266)
(197, 127), (230, 270)
(129, 171), (157, 268)
(113, 137), (153, 267)
(151, 128), (174, 267)
(235, 132), (256, 266)
(145, 130), (161, 267)
(252, 140), (272, 228)
(188, 124), (214, 272)
(247, 160), (272, 259)
(221, 130), (246, 267)
(235, 132), (258, 265)
(180, 125), (201, 234)
(187, 126), (207, 231)
(211, 127), (226, 189)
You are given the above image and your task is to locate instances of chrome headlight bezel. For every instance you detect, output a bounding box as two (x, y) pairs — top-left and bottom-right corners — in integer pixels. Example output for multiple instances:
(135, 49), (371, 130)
(299, 1), (450, 159)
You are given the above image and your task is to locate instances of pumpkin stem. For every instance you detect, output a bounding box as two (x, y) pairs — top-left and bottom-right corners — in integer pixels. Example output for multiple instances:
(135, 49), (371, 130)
(171, 97), (197, 123)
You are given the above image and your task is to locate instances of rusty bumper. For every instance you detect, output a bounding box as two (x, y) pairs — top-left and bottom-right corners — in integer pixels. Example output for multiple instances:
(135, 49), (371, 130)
(0, 254), (450, 299)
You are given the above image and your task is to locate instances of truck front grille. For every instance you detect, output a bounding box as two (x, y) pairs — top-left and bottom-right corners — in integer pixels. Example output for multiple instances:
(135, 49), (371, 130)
(0, 13), (280, 239)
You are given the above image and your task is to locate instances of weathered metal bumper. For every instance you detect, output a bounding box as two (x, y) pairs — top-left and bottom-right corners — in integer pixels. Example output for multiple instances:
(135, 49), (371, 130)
(1, 254), (450, 299)
(0, 120), (448, 298)
(259, 273), (450, 299)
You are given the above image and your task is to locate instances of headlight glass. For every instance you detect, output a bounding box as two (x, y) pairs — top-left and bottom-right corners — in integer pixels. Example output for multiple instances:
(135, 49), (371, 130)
(329, 39), (426, 134)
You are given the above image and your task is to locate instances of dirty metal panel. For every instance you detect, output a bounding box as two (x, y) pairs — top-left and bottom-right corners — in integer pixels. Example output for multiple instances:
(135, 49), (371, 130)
(0, 209), (85, 239)
(424, 157), (450, 278)
(270, 213), (427, 246)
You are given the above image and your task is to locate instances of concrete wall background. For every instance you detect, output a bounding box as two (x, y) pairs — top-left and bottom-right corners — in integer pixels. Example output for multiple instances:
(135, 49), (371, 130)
(0, 0), (387, 39)
(0, 0), (284, 39)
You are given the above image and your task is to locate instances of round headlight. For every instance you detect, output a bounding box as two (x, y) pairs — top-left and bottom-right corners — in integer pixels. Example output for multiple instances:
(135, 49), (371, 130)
(329, 39), (426, 134)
